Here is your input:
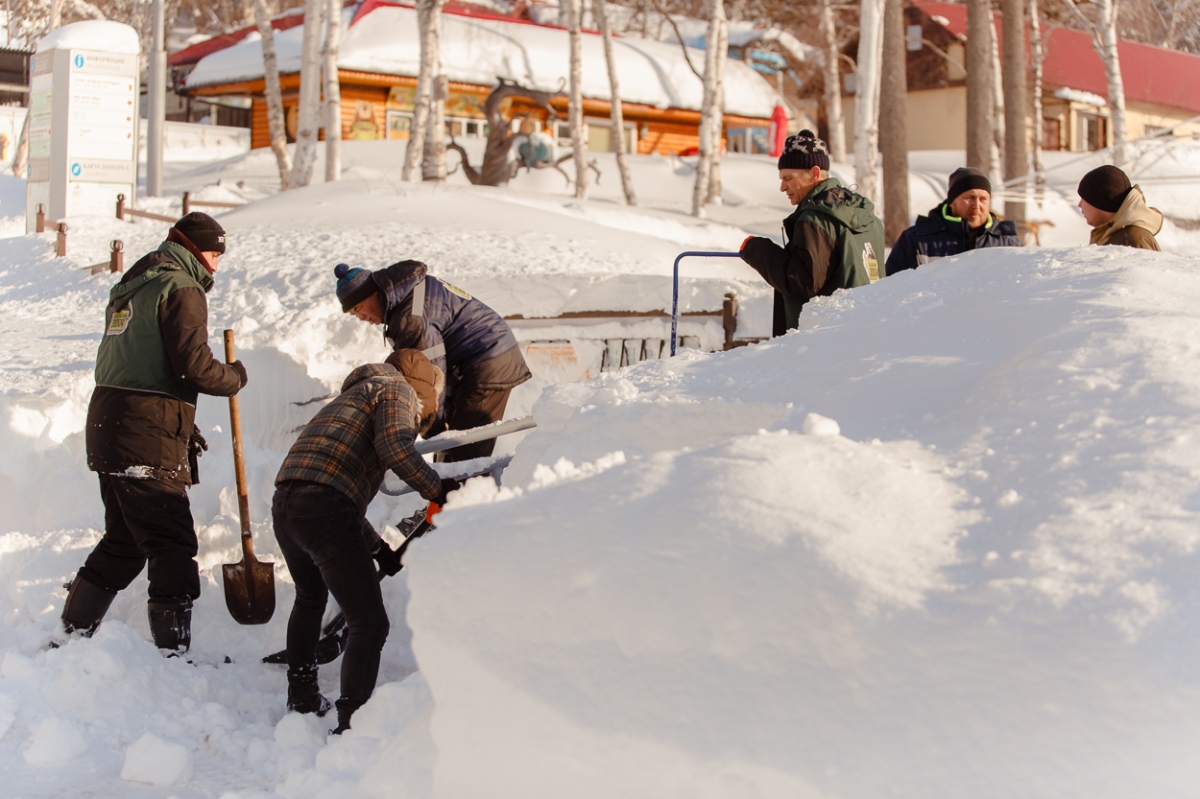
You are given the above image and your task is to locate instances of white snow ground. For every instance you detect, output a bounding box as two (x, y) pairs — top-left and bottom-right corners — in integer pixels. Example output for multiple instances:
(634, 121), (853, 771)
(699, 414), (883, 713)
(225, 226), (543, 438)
(1, 138), (1200, 797)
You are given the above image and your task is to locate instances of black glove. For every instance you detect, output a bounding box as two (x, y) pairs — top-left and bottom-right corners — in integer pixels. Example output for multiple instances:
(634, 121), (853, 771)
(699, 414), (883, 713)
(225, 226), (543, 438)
(187, 426), (208, 486)
(372, 540), (404, 576)
(230, 360), (248, 388)
(434, 477), (461, 507)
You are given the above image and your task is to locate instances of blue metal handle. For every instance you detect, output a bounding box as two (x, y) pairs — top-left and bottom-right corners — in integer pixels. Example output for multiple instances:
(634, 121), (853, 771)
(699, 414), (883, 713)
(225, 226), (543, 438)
(671, 250), (744, 356)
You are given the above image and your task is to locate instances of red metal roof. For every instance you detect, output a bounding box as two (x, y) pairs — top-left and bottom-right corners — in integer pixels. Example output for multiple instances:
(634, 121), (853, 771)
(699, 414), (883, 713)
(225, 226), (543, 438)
(914, 0), (1200, 114)
(169, 12), (305, 67)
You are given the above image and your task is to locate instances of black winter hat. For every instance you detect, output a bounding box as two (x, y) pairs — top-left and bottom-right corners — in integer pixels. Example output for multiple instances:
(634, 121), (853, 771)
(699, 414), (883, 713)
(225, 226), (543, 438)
(172, 212), (226, 254)
(1078, 165), (1131, 213)
(947, 167), (992, 204)
(778, 129), (830, 172)
(334, 263), (379, 312)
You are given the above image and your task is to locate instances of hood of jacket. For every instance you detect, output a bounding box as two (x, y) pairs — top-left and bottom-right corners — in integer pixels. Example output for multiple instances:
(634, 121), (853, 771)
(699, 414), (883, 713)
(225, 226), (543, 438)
(797, 177), (881, 234)
(341, 362), (399, 393)
(373, 260), (428, 313)
(1091, 185), (1163, 245)
(107, 241), (212, 306)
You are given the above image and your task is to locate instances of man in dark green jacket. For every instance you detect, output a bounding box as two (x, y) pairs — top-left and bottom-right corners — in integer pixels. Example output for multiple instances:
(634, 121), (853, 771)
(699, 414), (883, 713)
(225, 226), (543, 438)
(740, 130), (885, 336)
(58, 213), (247, 655)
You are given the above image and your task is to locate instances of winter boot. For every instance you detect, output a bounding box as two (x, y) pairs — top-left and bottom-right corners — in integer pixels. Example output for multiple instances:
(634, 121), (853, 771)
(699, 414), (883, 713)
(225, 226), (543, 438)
(59, 575), (117, 639)
(147, 596), (193, 656)
(287, 664), (332, 716)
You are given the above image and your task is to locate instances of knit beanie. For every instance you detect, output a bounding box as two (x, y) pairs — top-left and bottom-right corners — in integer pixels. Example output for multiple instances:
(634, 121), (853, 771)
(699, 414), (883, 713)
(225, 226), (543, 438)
(1077, 165), (1131, 213)
(947, 167), (992, 204)
(334, 263), (378, 312)
(384, 348), (445, 434)
(778, 130), (830, 172)
(172, 212), (226, 254)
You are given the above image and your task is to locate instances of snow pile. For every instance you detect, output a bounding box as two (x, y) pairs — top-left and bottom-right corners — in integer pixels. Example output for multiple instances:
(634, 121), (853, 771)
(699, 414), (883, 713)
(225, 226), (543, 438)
(120, 732), (193, 786)
(396, 244), (1200, 796)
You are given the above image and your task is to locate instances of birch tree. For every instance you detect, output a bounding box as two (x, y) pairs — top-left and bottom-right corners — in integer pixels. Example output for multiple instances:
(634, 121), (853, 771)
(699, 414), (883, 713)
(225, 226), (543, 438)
(289, 0), (324, 187)
(706, 7), (728, 206)
(987, 13), (1005, 195)
(1001, 0), (1027, 230)
(253, 0), (291, 189)
(1030, 0), (1046, 191)
(880, 0), (908, 244)
(567, 0), (587, 199)
(593, 0), (636, 205)
(692, 0), (724, 216)
(819, 0), (846, 162)
(323, 0), (342, 182)
(423, 74), (448, 180)
(1061, 0), (1127, 165)
(403, 0), (447, 182)
(965, 0), (992, 171)
(853, 0), (884, 203)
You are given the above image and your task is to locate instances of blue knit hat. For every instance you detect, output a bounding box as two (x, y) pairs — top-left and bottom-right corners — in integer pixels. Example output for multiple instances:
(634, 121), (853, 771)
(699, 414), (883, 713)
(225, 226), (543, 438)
(335, 263), (378, 312)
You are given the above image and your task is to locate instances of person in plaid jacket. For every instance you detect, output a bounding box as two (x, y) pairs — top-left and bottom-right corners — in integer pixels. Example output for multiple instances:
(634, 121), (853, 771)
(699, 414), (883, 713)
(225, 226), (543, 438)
(272, 349), (457, 733)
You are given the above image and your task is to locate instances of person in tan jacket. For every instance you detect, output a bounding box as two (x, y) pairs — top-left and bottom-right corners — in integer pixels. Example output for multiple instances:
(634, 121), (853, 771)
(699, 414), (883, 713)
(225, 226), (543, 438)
(1077, 165), (1162, 250)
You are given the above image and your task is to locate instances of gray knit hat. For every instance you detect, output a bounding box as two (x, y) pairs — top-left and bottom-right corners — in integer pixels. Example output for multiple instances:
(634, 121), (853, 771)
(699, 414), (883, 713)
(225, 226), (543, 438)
(778, 130), (830, 172)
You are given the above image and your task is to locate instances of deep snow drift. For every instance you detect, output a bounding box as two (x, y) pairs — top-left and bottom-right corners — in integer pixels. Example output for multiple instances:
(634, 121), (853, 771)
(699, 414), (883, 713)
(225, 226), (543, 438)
(2, 139), (1200, 797)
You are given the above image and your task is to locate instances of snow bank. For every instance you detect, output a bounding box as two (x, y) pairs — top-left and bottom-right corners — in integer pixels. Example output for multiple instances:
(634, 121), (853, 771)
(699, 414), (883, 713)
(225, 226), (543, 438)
(399, 244), (1200, 796)
(120, 732), (193, 786)
(36, 21), (141, 54)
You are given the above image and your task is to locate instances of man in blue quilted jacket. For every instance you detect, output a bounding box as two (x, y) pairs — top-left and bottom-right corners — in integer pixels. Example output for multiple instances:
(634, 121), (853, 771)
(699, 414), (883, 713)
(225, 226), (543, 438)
(334, 261), (530, 461)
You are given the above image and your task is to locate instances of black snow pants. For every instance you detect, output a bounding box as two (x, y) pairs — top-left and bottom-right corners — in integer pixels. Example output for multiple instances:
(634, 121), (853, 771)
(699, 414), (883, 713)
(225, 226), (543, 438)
(78, 474), (201, 600)
(272, 480), (390, 726)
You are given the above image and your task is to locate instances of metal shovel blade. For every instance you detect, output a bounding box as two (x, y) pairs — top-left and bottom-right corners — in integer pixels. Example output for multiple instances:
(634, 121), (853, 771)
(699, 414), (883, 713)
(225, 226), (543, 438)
(222, 554), (276, 625)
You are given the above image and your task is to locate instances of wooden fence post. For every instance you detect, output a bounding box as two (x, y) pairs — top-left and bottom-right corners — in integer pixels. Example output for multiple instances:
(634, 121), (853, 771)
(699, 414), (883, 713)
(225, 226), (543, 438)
(116, 194), (126, 221)
(55, 223), (67, 257)
(182, 191), (190, 216)
(722, 292), (738, 350)
(36, 204), (45, 233)
(110, 240), (124, 273)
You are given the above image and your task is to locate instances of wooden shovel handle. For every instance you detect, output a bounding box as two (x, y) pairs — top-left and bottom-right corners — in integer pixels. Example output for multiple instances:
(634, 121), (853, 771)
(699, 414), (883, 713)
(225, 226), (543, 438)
(224, 330), (255, 558)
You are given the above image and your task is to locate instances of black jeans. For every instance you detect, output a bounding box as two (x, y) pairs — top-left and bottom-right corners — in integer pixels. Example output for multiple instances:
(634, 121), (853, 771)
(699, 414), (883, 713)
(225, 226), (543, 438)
(79, 474), (200, 600)
(272, 480), (389, 724)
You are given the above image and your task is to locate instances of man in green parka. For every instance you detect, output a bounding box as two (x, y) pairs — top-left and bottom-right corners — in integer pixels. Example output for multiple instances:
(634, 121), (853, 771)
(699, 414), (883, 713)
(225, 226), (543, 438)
(739, 130), (885, 336)
(58, 213), (247, 655)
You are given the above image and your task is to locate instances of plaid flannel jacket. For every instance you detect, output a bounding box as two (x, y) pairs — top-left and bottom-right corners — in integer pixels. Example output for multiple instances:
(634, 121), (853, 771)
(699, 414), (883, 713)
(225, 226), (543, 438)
(276, 363), (442, 510)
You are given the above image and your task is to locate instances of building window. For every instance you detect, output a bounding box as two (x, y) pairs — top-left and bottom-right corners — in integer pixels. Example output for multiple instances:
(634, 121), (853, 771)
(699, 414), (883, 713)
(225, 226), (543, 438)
(1041, 117), (1062, 151)
(1077, 112), (1107, 152)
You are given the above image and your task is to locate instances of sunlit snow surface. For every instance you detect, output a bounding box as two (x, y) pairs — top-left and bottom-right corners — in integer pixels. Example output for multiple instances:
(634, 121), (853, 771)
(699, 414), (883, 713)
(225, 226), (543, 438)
(1, 140), (1200, 797)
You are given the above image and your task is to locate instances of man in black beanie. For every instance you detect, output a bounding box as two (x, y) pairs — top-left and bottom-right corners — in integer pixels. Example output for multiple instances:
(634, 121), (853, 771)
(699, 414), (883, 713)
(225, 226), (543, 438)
(739, 130), (886, 336)
(1077, 165), (1161, 250)
(884, 166), (1021, 276)
(56, 211), (248, 656)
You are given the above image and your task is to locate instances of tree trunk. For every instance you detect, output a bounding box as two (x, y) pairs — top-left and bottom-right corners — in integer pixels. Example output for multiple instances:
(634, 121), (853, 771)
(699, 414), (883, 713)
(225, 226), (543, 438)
(692, 0), (723, 216)
(1030, 0), (1045, 192)
(423, 74), (448, 180)
(820, 0), (846, 162)
(1002, 0), (1028, 233)
(706, 12), (728, 206)
(253, 0), (291, 189)
(323, 0), (342, 183)
(568, 0), (588, 199)
(593, 0), (637, 205)
(880, 0), (908, 245)
(854, 0), (884, 203)
(1093, 0), (1127, 165)
(965, 0), (992, 171)
(987, 13), (1005, 198)
(50, 0), (64, 29)
(11, 111), (29, 178)
(289, 0), (325, 188)
(404, 0), (446, 182)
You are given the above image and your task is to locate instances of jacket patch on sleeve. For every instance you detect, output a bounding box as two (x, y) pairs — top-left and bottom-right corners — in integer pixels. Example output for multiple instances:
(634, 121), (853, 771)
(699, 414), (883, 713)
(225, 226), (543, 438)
(862, 242), (880, 282)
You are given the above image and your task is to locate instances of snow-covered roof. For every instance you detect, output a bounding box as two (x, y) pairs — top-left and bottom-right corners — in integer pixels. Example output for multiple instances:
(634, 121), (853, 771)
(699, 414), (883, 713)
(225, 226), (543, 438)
(37, 21), (141, 54)
(184, 2), (781, 118)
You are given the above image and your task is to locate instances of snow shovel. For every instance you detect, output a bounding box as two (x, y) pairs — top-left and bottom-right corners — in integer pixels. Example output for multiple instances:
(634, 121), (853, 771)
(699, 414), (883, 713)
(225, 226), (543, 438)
(221, 330), (276, 625)
(670, 250), (743, 356)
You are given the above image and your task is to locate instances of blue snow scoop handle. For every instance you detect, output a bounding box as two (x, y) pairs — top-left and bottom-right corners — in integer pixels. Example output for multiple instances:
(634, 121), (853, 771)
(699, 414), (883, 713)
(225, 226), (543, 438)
(671, 251), (744, 356)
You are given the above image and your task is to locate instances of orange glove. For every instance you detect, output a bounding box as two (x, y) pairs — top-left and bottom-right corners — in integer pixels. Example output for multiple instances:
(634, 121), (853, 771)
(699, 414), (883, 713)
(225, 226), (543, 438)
(424, 501), (442, 525)
(740, 235), (754, 253)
